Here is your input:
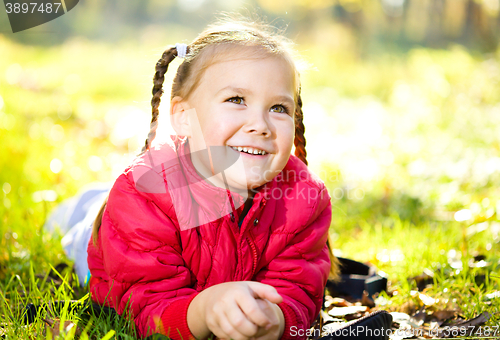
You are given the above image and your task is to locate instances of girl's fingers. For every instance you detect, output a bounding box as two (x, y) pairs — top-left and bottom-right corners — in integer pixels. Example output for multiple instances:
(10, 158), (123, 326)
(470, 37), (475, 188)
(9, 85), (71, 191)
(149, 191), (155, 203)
(208, 310), (241, 340)
(223, 300), (259, 338)
(254, 298), (281, 333)
(217, 316), (243, 340)
(246, 282), (283, 305)
(218, 306), (257, 340)
(206, 313), (228, 340)
(255, 298), (279, 327)
(237, 295), (277, 329)
(205, 304), (227, 339)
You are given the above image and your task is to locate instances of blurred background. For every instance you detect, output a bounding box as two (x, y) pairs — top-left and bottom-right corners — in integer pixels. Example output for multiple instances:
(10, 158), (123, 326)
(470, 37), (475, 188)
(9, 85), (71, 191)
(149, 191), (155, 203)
(1, 0), (500, 279)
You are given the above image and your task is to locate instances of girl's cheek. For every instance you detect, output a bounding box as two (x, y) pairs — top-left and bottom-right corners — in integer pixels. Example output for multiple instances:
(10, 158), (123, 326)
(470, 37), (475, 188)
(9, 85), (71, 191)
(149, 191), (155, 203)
(278, 124), (295, 145)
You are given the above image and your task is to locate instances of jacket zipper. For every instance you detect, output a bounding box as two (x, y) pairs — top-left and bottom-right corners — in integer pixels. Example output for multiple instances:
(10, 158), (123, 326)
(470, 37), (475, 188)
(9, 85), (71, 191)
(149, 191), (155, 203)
(244, 198), (266, 278)
(247, 237), (258, 277)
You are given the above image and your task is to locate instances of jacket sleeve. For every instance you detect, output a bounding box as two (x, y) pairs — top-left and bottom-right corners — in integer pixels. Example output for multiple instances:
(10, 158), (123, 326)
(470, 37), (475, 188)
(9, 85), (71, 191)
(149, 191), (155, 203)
(90, 171), (198, 339)
(254, 184), (332, 340)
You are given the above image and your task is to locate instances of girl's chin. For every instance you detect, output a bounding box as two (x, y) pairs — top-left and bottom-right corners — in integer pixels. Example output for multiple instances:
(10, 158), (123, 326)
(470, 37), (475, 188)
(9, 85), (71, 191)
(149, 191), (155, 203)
(222, 168), (280, 193)
(223, 176), (265, 193)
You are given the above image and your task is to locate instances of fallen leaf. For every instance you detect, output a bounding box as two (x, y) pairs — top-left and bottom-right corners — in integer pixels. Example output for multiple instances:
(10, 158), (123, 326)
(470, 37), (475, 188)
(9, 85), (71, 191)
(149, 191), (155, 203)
(325, 296), (352, 308)
(410, 308), (426, 326)
(399, 300), (416, 315)
(410, 268), (434, 291)
(450, 311), (490, 328)
(432, 309), (457, 321)
(391, 312), (422, 328)
(429, 319), (444, 330)
(328, 306), (368, 317)
(416, 312), (491, 339)
(390, 312), (410, 324)
(320, 310), (341, 324)
(361, 290), (375, 308)
(344, 312), (367, 321)
(42, 319), (81, 339)
(418, 293), (436, 306)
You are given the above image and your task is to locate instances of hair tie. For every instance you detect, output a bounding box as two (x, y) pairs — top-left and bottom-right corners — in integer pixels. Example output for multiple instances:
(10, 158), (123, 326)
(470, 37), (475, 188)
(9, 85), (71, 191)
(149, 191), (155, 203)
(175, 43), (188, 58)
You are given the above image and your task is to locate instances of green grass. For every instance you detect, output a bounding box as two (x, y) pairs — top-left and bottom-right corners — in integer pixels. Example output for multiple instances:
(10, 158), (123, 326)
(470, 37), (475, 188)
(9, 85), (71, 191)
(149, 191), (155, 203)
(0, 268), (138, 339)
(333, 217), (500, 321)
(1, 36), (500, 338)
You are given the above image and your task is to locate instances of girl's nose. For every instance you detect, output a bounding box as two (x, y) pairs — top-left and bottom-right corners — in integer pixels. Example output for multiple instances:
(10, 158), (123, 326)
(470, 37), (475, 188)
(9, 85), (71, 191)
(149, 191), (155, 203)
(244, 109), (271, 137)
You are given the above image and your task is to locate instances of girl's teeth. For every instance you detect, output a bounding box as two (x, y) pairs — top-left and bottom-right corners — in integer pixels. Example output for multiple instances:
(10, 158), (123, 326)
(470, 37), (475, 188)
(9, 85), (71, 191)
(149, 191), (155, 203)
(230, 146), (266, 155)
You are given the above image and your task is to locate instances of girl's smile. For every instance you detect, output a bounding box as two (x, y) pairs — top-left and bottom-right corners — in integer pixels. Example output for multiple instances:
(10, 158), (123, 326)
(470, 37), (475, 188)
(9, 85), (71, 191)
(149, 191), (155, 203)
(171, 48), (296, 192)
(229, 145), (268, 155)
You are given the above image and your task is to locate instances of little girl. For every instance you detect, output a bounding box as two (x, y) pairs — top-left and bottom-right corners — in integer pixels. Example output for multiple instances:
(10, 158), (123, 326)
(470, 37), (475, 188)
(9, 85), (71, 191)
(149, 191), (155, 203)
(87, 17), (337, 340)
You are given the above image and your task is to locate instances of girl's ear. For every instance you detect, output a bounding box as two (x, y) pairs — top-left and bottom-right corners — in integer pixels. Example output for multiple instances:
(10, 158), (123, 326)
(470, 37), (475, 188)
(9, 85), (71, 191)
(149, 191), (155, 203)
(170, 96), (191, 137)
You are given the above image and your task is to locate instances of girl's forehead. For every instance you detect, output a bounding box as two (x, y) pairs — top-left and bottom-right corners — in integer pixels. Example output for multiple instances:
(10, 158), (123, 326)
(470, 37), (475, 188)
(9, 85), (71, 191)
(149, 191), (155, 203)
(203, 57), (295, 93)
(203, 49), (296, 84)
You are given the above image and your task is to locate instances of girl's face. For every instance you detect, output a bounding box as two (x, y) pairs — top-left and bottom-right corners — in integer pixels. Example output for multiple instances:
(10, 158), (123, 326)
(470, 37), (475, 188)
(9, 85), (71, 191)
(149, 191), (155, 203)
(175, 51), (296, 192)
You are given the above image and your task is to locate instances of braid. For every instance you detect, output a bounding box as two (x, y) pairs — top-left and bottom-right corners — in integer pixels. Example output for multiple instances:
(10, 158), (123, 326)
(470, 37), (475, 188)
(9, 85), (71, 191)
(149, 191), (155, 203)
(294, 91), (339, 280)
(294, 91), (307, 166)
(141, 46), (181, 154)
(293, 90), (338, 280)
(92, 46), (184, 245)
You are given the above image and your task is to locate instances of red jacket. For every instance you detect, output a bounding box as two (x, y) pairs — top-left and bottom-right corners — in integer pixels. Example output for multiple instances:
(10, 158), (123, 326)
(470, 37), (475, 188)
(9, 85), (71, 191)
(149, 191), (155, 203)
(87, 137), (332, 339)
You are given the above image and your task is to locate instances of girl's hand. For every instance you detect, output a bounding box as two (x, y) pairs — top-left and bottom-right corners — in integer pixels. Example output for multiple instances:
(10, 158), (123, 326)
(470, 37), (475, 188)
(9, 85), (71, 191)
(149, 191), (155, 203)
(187, 281), (283, 340)
(252, 298), (285, 340)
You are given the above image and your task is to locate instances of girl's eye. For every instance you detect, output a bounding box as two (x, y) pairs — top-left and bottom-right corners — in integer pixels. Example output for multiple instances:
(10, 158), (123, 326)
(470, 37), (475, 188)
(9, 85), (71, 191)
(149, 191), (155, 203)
(270, 105), (289, 114)
(227, 96), (244, 105)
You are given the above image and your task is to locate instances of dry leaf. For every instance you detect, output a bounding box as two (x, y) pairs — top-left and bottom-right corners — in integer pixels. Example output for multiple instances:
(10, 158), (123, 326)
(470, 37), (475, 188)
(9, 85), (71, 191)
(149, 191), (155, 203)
(361, 290), (376, 308)
(418, 293), (436, 306)
(416, 312), (491, 339)
(320, 310), (341, 324)
(43, 319), (81, 339)
(325, 296), (352, 308)
(450, 311), (490, 328)
(410, 308), (426, 326)
(390, 312), (410, 323)
(432, 309), (458, 321)
(411, 268), (434, 291)
(399, 300), (416, 315)
(328, 306), (368, 317)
